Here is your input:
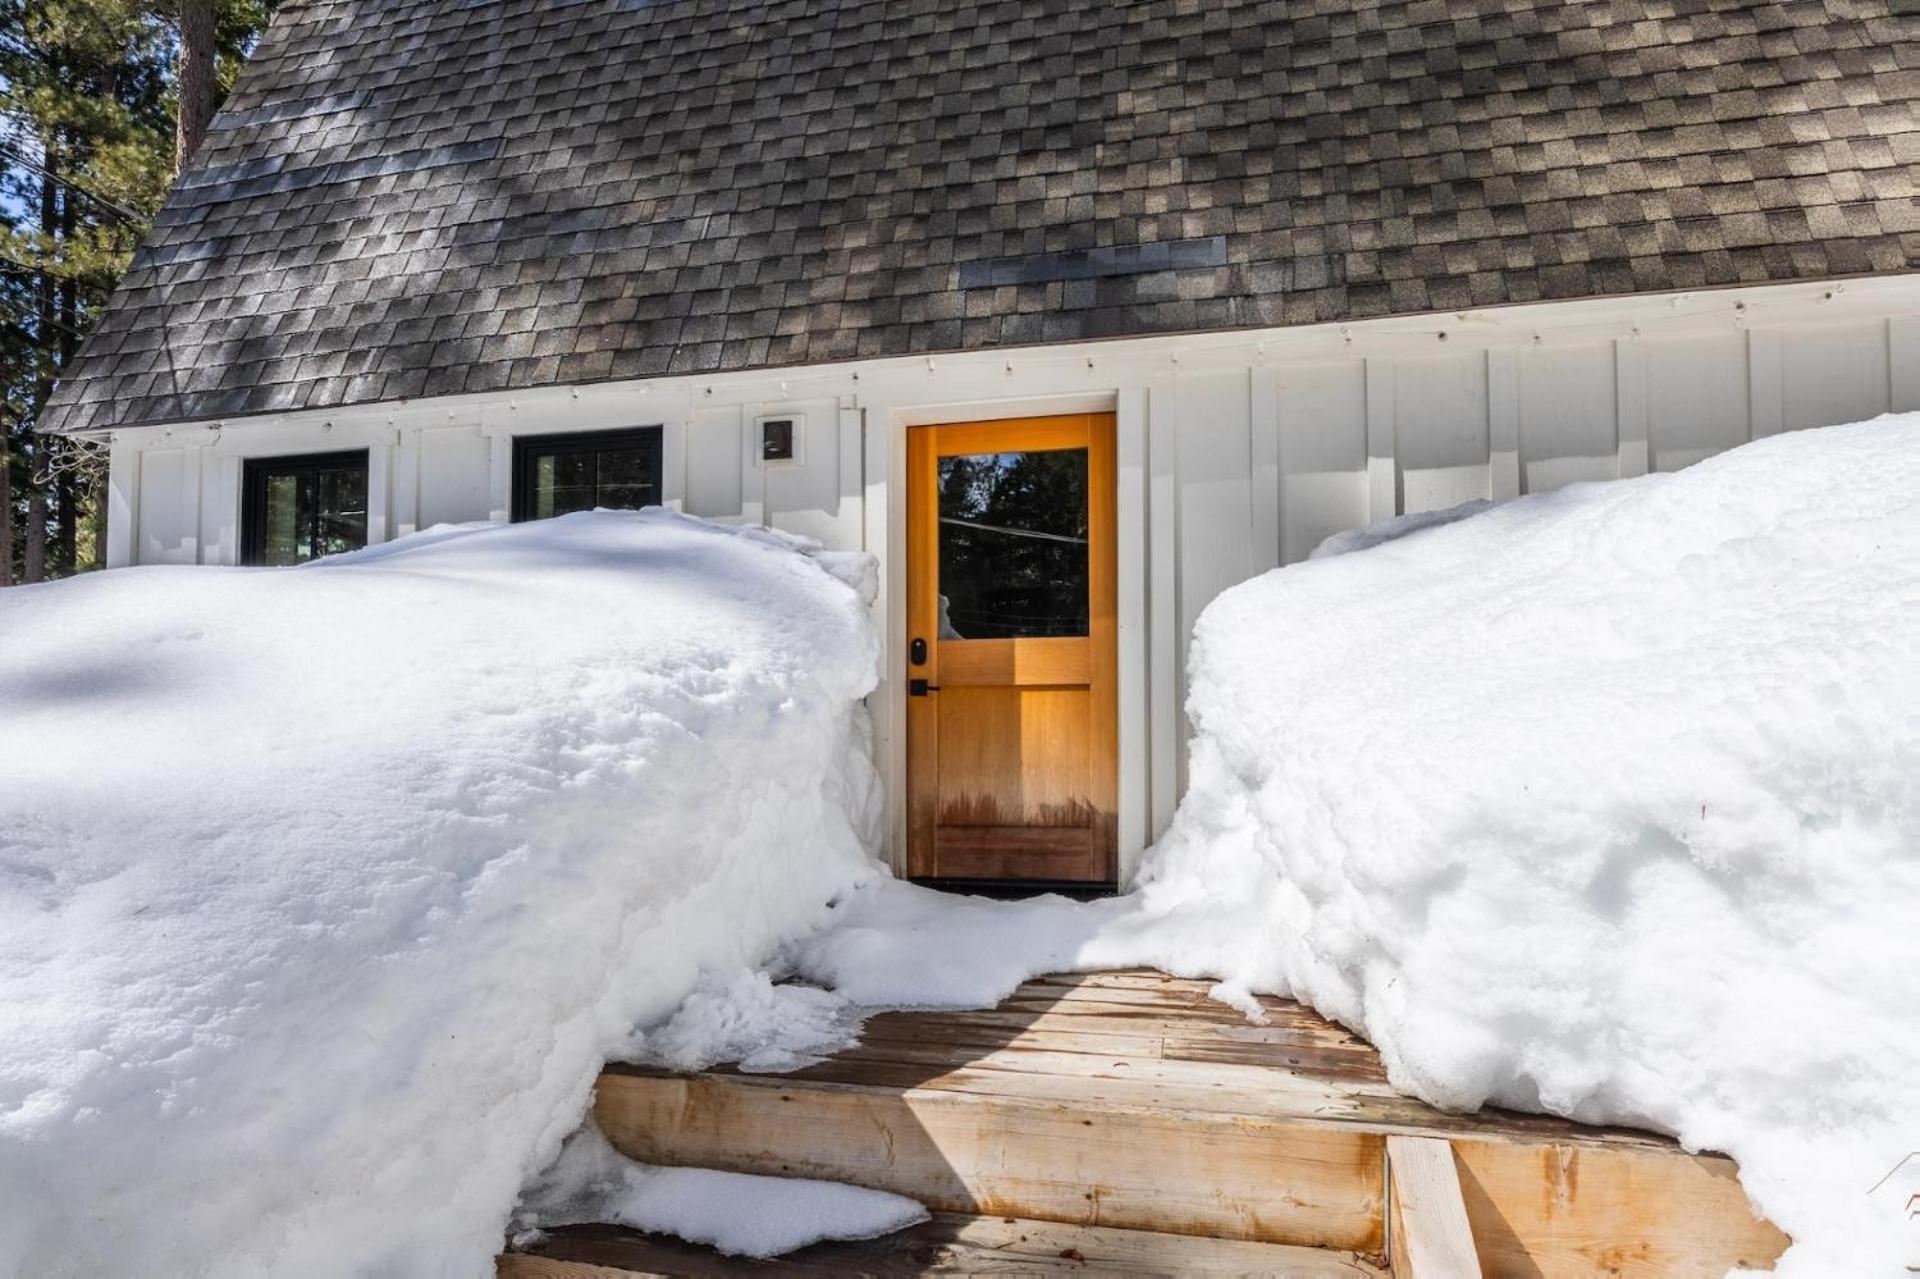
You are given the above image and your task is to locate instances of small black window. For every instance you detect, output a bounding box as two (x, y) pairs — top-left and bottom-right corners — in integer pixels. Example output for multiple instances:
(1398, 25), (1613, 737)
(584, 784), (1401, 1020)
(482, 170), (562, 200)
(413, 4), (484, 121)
(242, 450), (369, 566)
(512, 426), (663, 522)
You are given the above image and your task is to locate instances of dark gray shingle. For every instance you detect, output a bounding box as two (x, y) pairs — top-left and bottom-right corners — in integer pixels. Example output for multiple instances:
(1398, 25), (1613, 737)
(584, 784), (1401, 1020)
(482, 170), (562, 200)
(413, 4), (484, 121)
(44, 0), (1920, 433)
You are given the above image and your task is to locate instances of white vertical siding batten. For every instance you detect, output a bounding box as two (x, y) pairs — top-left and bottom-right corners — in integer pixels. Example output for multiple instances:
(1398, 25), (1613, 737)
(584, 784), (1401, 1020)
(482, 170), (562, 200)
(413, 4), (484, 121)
(1364, 356), (1398, 522)
(1115, 386), (1150, 882)
(1145, 371), (1180, 842)
(392, 434), (420, 541)
(659, 419), (687, 513)
(106, 438), (138, 568)
(1249, 365), (1282, 575)
(1892, 316), (1920, 413)
(487, 431), (512, 523)
(1487, 347), (1521, 500)
(365, 442), (392, 547)
(1613, 336), (1650, 479)
(1748, 328), (1785, 438)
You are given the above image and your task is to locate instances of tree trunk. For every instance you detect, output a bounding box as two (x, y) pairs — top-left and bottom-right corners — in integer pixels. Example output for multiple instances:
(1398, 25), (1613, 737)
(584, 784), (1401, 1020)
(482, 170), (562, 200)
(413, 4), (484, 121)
(53, 167), (80, 578)
(175, 0), (218, 170)
(89, 484), (109, 571)
(24, 490), (46, 583)
(55, 473), (77, 576)
(0, 439), (12, 587)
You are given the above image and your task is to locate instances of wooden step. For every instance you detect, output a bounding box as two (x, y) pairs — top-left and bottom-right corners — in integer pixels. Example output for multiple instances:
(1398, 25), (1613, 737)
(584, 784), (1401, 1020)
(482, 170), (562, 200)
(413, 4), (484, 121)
(591, 973), (1789, 1277)
(498, 1213), (1388, 1277)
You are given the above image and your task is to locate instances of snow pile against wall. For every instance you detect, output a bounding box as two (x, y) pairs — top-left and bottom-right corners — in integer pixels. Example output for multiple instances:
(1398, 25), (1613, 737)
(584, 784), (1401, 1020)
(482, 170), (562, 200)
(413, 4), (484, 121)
(1139, 416), (1920, 1273)
(0, 511), (886, 1277)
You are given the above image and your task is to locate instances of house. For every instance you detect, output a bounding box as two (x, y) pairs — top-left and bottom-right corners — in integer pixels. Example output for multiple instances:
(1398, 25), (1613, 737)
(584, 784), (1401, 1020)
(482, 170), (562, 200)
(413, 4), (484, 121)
(43, 0), (1920, 892)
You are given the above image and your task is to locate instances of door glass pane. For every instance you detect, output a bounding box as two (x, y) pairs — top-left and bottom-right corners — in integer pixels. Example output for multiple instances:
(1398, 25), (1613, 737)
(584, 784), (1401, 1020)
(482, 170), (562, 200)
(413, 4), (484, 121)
(937, 448), (1088, 639)
(592, 444), (660, 511)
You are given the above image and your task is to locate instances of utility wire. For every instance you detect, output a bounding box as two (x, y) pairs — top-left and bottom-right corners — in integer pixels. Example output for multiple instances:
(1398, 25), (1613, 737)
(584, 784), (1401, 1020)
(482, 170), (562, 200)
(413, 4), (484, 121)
(0, 256), (109, 292)
(0, 292), (93, 342)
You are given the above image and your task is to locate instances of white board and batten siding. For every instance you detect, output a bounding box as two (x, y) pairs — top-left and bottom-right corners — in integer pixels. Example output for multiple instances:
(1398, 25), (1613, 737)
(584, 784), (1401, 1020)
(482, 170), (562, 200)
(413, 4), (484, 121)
(100, 275), (1920, 880)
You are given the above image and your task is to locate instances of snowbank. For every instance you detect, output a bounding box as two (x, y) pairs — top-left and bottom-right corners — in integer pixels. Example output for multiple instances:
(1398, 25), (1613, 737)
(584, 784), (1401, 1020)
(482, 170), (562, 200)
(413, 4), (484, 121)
(0, 511), (887, 1277)
(1140, 416), (1920, 1273)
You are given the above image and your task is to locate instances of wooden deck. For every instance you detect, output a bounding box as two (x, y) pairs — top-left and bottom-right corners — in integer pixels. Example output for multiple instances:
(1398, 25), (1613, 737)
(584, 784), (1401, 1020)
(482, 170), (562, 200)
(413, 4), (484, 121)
(505, 1215), (1389, 1277)
(518, 971), (1789, 1276)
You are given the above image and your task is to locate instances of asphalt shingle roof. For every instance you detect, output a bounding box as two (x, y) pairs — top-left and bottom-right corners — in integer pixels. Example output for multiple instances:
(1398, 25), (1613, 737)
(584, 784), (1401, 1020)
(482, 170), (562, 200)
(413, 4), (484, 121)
(44, 0), (1920, 433)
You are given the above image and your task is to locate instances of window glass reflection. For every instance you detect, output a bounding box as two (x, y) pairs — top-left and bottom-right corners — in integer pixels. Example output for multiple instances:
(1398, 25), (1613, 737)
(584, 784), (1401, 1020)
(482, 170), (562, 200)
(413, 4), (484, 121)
(936, 448), (1089, 639)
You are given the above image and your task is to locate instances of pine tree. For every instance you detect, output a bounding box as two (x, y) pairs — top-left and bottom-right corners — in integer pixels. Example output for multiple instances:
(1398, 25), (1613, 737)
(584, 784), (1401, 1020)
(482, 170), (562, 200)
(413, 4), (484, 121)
(0, 0), (275, 584)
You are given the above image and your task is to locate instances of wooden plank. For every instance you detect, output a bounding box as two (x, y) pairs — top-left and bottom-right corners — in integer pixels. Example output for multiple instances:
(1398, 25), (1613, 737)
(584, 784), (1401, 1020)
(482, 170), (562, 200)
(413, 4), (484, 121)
(1452, 1135), (1788, 1278)
(595, 1071), (1388, 1252)
(850, 1018), (1169, 1061)
(819, 1029), (1387, 1094)
(859, 1004), (1370, 1054)
(499, 1215), (1390, 1277)
(1163, 1036), (1391, 1084)
(1005, 980), (1240, 1009)
(597, 1067), (1780, 1274)
(614, 1041), (1682, 1152)
(938, 638), (1090, 686)
(931, 827), (1094, 880)
(1387, 1135), (1481, 1278)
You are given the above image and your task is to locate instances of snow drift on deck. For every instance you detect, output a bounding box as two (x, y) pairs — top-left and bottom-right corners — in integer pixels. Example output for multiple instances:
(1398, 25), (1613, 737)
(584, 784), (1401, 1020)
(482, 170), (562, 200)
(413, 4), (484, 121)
(0, 511), (886, 1277)
(1139, 415), (1920, 1273)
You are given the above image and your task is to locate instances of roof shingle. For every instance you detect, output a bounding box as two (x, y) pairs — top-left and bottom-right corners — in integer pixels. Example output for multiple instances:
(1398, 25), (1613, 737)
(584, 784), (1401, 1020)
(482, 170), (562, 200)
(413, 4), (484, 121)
(44, 0), (1920, 432)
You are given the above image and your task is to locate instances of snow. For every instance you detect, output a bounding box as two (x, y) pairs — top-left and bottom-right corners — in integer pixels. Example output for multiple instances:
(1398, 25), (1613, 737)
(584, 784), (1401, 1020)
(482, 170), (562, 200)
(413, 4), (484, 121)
(631, 968), (864, 1073)
(1139, 415), (1920, 1274)
(514, 1125), (927, 1258)
(0, 510), (891, 1278)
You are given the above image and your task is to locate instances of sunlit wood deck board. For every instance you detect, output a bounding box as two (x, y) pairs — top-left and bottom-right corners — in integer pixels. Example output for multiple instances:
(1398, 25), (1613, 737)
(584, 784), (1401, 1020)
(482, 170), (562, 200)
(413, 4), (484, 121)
(593, 972), (1790, 1277)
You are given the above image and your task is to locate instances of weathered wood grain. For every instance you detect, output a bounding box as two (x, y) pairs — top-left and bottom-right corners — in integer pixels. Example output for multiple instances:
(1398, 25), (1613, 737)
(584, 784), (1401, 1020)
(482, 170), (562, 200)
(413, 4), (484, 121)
(587, 973), (1789, 1276)
(1387, 1135), (1481, 1278)
(498, 1215), (1390, 1277)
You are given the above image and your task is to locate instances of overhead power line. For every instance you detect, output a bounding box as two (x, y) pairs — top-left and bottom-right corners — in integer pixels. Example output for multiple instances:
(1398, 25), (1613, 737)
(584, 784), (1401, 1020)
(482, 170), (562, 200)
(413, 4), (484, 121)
(0, 292), (93, 343)
(0, 255), (107, 292)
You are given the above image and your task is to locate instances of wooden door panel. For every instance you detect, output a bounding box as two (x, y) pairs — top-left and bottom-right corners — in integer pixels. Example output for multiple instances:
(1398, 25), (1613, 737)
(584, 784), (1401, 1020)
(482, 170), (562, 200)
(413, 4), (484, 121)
(906, 413), (1117, 884)
(934, 686), (1095, 830)
(938, 638), (1090, 686)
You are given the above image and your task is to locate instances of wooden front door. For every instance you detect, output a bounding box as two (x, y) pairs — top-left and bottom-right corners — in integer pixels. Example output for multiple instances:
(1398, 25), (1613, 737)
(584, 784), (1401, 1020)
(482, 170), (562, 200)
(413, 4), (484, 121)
(906, 414), (1117, 883)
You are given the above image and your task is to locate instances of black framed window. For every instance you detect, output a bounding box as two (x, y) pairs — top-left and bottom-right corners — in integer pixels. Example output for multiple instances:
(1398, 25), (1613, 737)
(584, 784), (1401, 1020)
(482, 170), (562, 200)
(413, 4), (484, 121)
(242, 450), (369, 566)
(511, 426), (663, 522)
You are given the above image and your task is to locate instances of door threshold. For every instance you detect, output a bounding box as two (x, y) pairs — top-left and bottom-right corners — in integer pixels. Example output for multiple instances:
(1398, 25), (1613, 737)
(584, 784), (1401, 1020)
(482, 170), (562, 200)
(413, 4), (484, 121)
(909, 876), (1118, 902)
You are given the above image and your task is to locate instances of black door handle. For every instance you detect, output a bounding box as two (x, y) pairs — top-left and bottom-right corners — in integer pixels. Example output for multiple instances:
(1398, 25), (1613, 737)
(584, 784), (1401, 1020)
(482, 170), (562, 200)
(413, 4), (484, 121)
(909, 678), (940, 697)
